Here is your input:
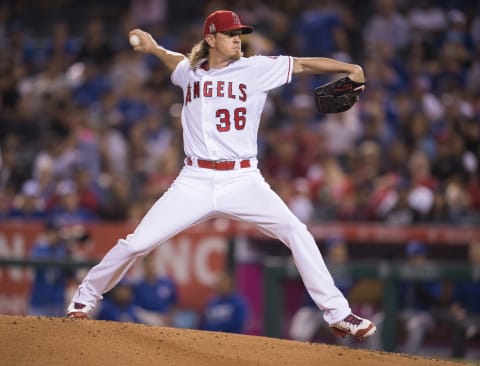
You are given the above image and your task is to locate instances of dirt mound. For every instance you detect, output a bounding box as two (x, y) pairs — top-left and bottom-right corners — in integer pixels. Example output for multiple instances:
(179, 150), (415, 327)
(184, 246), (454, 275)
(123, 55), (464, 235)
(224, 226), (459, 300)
(1, 315), (465, 366)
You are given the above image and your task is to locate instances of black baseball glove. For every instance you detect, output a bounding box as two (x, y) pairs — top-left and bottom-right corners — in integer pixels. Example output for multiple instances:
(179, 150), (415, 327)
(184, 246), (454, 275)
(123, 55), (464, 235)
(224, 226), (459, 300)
(314, 76), (366, 114)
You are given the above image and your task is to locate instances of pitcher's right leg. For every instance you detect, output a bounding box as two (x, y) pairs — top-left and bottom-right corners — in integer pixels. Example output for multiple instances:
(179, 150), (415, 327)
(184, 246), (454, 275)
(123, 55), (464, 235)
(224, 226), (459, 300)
(67, 167), (215, 318)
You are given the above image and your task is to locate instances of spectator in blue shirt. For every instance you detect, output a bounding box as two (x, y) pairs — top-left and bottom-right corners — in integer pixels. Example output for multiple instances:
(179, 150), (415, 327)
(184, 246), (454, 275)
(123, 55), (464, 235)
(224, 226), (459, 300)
(97, 281), (140, 323)
(200, 272), (248, 334)
(133, 255), (178, 326)
(28, 221), (72, 317)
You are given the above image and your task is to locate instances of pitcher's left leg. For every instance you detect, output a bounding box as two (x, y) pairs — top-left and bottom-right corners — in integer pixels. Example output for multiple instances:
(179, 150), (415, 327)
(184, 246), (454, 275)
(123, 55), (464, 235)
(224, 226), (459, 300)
(216, 170), (375, 339)
(216, 170), (349, 323)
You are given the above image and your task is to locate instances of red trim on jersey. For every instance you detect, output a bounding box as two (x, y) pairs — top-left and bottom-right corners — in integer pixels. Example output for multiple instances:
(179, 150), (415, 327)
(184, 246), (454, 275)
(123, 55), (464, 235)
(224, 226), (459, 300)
(200, 60), (209, 71)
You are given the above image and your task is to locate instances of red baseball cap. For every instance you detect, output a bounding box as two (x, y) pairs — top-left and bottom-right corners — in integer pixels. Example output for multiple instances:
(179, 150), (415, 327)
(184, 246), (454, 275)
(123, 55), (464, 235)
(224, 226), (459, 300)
(204, 10), (253, 37)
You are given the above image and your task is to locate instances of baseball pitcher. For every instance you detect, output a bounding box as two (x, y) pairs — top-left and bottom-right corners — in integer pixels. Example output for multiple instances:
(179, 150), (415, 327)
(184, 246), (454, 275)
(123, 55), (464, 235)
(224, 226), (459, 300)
(67, 10), (375, 340)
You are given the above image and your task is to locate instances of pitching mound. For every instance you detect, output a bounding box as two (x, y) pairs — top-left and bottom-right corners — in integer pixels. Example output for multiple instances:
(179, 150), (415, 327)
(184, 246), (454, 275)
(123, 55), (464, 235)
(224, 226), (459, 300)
(1, 315), (465, 366)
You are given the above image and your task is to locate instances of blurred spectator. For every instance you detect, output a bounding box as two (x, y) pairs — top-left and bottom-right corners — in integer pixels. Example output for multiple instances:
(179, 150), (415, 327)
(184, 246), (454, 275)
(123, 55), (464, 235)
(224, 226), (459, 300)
(31, 126), (77, 184)
(289, 236), (381, 347)
(402, 112), (436, 161)
(443, 178), (472, 224)
(199, 272), (248, 334)
(48, 179), (98, 227)
(62, 224), (94, 283)
(370, 241), (444, 354)
(130, 0), (168, 28)
(432, 133), (469, 184)
(319, 104), (362, 162)
(435, 239), (480, 358)
(96, 281), (141, 323)
(363, 0), (410, 54)
(109, 48), (150, 92)
(292, 1), (349, 59)
(407, 0), (447, 47)
(1, 132), (39, 195)
(72, 165), (101, 213)
(42, 21), (80, 68)
(70, 108), (102, 180)
(133, 255), (178, 326)
(381, 180), (418, 225)
(313, 156), (355, 221)
(90, 92), (129, 176)
(7, 179), (47, 220)
(406, 151), (437, 222)
(0, 186), (14, 219)
(398, 241), (444, 354)
(18, 56), (70, 114)
(72, 62), (111, 108)
(28, 221), (73, 317)
(97, 175), (132, 221)
(472, 12), (480, 48)
(8, 21), (38, 73)
(425, 189), (450, 223)
(76, 18), (114, 69)
(31, 148), (57, 200)
(115, 79), (151, 135)
(262, 129), (310, 183)
(0, 4), (13, 51)
(443, 9), (474, 55)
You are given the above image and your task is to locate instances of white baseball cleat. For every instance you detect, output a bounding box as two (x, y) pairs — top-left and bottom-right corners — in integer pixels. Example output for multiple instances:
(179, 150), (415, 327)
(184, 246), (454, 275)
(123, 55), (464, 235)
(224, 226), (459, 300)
(330, 314), (376, 340)
(66, 302), (92, 319)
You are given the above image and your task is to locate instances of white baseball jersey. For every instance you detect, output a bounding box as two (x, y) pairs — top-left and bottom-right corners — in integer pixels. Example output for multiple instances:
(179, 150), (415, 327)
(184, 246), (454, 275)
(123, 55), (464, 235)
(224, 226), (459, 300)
(171, 56), (293, 160)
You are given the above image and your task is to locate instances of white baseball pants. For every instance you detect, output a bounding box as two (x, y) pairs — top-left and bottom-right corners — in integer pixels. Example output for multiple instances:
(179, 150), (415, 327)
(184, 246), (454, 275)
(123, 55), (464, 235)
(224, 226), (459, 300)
(71, 163), (351, 324)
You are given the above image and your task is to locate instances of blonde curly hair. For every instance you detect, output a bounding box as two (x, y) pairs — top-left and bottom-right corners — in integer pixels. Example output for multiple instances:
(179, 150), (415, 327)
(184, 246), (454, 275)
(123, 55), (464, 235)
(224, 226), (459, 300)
(187, 39), (209, 67)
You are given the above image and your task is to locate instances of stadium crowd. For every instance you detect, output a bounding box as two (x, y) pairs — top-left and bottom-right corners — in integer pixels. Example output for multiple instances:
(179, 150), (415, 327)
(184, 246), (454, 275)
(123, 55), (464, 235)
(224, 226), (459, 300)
(1, 0), (480, 227)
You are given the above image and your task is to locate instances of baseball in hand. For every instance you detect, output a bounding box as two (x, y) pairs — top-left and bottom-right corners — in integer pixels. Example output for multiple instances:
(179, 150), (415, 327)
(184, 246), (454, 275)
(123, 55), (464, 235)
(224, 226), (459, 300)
(129, 34), (140, 47)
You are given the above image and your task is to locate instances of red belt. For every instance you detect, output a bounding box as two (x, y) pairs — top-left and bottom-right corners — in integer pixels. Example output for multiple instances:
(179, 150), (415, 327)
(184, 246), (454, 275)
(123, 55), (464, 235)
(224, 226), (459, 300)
(186, 157), (251, 170)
